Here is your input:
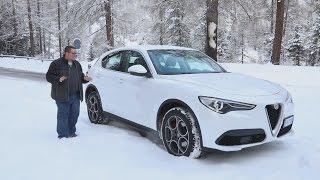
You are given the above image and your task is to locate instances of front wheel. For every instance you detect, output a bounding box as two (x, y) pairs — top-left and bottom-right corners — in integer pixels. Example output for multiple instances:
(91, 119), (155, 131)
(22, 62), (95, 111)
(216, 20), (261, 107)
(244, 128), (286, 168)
(86, 91), (107, 124)
(161, 107), (203, 158)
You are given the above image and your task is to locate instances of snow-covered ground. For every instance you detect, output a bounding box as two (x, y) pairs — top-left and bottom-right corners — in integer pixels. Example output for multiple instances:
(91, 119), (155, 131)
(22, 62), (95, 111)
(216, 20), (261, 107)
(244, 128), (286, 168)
(0, 57), (52, 73)
(0, 58), (319, 180)
(0, 57), (92, 74)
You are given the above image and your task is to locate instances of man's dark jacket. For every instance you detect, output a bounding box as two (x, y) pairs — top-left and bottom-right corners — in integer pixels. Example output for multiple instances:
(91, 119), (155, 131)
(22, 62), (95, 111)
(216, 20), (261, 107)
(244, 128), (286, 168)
(46, 57), (88, 102)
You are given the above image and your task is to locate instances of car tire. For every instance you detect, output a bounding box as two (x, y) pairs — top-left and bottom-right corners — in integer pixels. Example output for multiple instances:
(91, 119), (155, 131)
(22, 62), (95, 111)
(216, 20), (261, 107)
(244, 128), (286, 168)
(161, 107), (203, 158)
(86, 91), (108, 124)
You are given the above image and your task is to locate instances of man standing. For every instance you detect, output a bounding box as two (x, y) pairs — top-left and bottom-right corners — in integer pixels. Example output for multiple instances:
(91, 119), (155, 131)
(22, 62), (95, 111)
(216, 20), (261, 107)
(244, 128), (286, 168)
(46, 46), (92, 139)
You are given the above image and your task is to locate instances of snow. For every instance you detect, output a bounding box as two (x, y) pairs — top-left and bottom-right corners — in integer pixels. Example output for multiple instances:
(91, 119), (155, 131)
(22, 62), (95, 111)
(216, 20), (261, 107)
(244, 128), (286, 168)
(0, 58), (320, 179)
(240, 47), (264, 63)
(0, 57), (92, 74)
(113, 45), (195, 51)
(208, 22), (217, 49)
(0, 57), (52, 73)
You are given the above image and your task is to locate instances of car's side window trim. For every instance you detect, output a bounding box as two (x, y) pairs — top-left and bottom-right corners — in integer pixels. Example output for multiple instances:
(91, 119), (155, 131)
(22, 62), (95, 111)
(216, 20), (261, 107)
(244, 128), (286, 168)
(122, 50), (153, 77)
(100, 49), (154, 78)
(101, 51), (124, 72)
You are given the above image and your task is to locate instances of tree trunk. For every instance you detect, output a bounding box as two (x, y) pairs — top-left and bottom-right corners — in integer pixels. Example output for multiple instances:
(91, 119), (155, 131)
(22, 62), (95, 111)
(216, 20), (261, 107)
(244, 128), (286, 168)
(283, 0), (290, 36)
(48, 29), (52, 58)
(271, 0), (285, 65)
(27, 0), (35, 56)
(42, 2), (46, 55)
(43, 29), (46, 54)
(205, 0), (218, 61)
(104, 0), (114, 48)
(12, 0), (18, 54)
(270, 0), (275, 33)
(241, 33), (244, 64)
(159, 6), (165, 45)
(37, 0), (42, 54)
(65, 0), (70, 45)
(57, 0), (62, 57)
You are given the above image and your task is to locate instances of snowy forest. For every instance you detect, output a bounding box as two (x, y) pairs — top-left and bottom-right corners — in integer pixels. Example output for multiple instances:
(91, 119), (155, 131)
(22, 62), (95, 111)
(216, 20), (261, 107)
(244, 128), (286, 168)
(0, 0), (319, 66)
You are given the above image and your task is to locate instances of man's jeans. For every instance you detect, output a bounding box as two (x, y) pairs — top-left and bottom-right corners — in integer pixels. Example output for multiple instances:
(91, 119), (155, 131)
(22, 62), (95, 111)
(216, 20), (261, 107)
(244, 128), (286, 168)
(55, 93), (80, 138)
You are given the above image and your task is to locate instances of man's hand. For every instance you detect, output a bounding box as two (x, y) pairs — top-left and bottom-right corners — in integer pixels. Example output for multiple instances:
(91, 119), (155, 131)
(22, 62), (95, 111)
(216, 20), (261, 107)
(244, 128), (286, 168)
(59, 76), (68, 82)
(83, 75), (92, 82)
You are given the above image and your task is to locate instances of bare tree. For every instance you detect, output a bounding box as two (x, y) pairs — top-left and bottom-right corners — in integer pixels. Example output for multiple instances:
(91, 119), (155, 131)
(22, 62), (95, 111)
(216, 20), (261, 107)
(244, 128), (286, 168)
(42, 2), (46, 55)
(11, 0), (18, 54)
(104, 0), (114, 48)
(271, 0), (285, 65)
(27, 0), (35, 56)
(65, 0), (70, 45)
(270, 0), (275, 33)
(205, 0), (218, 61)
(12, 0), (18, 38)
(57, 0), (62, 57)
(283, 0), (290, 36)
(159, 6), (165, 45)
(37, 0), (42, 54)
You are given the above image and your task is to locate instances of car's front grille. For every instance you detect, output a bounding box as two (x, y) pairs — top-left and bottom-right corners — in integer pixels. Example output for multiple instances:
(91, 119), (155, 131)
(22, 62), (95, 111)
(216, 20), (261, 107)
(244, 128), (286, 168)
(266, 104), (282, 130)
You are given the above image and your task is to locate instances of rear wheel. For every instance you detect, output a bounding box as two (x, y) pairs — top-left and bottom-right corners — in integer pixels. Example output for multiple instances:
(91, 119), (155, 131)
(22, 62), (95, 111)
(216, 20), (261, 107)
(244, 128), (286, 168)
(161, 107), (203, 158)
(86, 91), (108, 124)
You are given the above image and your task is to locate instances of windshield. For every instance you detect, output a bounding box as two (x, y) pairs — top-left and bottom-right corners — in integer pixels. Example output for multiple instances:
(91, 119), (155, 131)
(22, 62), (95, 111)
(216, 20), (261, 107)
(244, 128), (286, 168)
(147, 50), (226, 75)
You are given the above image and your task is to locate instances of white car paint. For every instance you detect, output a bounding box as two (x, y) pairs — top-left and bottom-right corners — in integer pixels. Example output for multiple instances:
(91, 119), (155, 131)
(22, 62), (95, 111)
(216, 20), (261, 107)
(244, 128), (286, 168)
(87, 45), (294, 151)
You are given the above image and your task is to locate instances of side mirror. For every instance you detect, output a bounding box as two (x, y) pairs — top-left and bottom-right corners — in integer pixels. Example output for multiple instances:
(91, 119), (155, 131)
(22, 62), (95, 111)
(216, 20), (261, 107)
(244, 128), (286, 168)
(128, 65), (151, 78)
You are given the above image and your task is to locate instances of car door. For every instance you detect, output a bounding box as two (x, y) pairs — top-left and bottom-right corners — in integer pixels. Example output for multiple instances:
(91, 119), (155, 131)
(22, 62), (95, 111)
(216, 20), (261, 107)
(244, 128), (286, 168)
(116, 50), (154, 127)
(93, 51), (126, 116)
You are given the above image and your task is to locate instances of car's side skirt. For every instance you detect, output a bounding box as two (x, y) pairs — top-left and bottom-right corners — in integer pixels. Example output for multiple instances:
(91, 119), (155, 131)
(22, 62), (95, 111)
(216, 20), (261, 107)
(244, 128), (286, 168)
(102, 111), (162, 145)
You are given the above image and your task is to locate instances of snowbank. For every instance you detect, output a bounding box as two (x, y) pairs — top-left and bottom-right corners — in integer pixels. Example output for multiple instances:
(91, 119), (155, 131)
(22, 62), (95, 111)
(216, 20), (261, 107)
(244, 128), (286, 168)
(0, 58), (319, 180)
(0, 57), (92, 74)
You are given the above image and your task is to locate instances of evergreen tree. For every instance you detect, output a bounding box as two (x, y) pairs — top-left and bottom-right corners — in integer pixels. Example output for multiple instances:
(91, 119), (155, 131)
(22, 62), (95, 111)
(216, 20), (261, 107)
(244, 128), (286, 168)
(163, 0), (190, 47)
(88, 43), (95, 61)
(287, 26), (304, 66)
(308, 1), (320, 66)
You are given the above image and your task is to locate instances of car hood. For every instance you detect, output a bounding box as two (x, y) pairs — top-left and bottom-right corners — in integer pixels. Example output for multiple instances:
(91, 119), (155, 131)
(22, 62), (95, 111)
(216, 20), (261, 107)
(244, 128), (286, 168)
(159, 73), (281, 96)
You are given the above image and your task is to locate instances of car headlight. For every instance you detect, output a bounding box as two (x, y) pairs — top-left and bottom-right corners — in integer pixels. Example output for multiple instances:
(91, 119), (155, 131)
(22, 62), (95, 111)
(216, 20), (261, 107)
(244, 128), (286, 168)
(285, 92), (293, 103)
(198, 96), (256, 114)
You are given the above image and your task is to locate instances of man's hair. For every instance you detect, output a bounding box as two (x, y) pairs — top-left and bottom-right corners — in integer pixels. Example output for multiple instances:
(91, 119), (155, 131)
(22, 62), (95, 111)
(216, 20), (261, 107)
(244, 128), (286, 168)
(64, 45), (76, 54)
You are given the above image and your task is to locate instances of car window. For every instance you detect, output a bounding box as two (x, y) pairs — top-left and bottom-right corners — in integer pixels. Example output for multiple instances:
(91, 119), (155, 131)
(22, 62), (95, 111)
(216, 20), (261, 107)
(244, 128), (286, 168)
(101, 52), (122, 71)
(121, 50), (149, 73)
(147, 50), (226, 75)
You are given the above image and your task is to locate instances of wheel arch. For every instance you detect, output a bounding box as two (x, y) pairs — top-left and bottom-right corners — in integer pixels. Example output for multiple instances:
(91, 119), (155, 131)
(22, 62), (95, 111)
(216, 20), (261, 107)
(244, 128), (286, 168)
(156, 99), (202, 133)
(156, 98), (204, 153)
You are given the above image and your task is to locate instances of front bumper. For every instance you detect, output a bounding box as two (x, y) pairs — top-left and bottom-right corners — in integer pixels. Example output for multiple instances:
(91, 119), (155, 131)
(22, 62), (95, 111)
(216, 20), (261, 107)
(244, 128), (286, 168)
(194, 96), (294, 151)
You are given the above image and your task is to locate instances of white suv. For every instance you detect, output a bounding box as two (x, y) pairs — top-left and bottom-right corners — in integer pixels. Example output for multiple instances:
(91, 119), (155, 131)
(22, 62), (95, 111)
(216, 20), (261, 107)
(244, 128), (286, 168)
(85, 45), (294, 158)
